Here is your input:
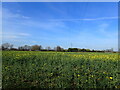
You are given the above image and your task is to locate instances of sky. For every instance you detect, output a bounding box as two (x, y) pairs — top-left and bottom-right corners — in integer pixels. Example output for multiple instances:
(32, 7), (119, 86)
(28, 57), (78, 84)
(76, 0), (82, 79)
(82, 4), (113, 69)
(2, 2), (118, 50)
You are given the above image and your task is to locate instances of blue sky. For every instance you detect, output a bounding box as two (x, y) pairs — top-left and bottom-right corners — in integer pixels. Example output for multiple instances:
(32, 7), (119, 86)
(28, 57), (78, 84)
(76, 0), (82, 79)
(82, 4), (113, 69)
(2, 2), (118, 50)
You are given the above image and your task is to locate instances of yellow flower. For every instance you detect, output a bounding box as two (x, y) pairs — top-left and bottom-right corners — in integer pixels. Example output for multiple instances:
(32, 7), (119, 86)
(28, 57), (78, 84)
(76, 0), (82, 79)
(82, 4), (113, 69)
(78, 74), (80, 77)
(109, 77), (113, 79)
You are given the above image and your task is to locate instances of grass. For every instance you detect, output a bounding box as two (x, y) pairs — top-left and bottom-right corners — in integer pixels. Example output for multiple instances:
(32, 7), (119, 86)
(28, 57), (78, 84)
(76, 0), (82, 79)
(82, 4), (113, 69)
(2, 51), (120, 88)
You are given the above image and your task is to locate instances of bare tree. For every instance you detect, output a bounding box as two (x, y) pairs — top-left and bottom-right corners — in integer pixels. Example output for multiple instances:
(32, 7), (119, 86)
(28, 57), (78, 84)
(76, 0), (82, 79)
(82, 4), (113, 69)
(46, 46), (51, 51)
(2, 43), (13, 50)
(105, 48), (113, 52)
(23, 45), (31, 51)
(31, 45), (42, 51)
(18, 45), (31, 51)
(55, 46), (63, 51)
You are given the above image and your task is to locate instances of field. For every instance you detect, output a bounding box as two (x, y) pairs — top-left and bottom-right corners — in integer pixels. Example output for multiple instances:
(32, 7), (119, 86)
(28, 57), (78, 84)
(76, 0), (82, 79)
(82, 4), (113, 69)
(2, 51), (119, 88)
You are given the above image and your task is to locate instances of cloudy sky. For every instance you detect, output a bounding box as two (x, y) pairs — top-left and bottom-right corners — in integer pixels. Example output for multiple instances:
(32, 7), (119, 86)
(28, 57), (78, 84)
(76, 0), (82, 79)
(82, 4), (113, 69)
(2, 2), (118, 50)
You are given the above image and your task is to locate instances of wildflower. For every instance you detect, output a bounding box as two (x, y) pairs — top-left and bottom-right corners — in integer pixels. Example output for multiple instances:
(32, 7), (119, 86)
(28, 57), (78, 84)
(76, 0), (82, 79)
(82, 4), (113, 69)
(109, 77), (113, 79)
(91, 75), (94, 77)
(103, 72), (107, 74)
(78, 74), (80, 77)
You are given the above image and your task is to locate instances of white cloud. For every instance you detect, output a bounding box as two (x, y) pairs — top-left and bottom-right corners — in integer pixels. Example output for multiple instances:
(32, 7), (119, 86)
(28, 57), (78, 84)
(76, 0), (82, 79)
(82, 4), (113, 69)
(21, 16), (30, 19)
(2, 32), (31, 40)
(2, 8), (30, 20)
(2, 7), (31, 40)
(98, 23), (118, 38)
(18, 33), (30, 36)
(2, 7), (68, 34)
(20, 19), (68, 34)
(99, 23), (109, 33)
(2, 35), (18, 39)
(49, 17), (118, 22)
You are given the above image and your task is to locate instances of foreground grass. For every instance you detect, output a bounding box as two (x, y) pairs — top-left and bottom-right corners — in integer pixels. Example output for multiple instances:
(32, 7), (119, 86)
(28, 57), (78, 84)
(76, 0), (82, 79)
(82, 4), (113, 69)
(2, 51), (120, 88)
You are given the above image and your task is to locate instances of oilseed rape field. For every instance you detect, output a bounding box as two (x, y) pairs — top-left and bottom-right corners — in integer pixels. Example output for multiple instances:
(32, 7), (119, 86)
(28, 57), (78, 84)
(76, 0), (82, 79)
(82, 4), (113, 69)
(2, 51), (119, 88)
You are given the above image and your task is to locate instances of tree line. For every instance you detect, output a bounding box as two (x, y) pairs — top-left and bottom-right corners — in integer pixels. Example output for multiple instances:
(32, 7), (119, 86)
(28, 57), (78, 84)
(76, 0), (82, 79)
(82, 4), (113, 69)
(0, 43), (115, 52)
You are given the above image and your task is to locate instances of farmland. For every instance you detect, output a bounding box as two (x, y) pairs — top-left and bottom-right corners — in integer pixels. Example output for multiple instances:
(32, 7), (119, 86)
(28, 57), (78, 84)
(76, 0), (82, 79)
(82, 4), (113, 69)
(2, 51), (119, 88)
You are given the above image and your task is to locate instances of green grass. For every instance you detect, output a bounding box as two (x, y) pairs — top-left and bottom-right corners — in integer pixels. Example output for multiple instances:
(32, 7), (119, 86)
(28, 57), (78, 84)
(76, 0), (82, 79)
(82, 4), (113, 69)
(2, 51), (120, 88)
